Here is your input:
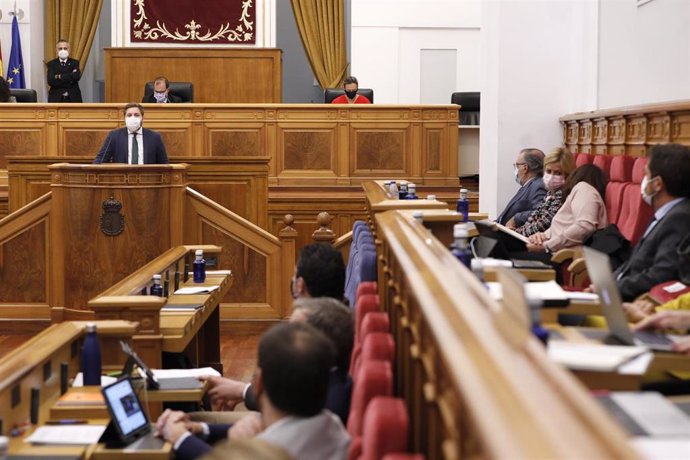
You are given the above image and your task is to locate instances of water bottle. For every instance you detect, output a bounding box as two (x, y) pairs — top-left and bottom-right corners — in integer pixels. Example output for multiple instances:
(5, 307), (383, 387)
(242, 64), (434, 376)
(456, 188), (469, 223)
(412, 210), (424, 224)
(81, 323), (102, 386)
(450, 224), (472, 268)
(193, 249), (206, 283)
(388, 180), (399, 199)
(398, 181), (408, 200)
(529, 296), (549, 345)
(150, 274), (164, 296)
(404, 183), (418, 200)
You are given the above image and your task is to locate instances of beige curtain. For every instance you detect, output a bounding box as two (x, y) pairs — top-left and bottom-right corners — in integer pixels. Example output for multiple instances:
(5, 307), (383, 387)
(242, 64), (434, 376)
(291, 0), (348, 89)
(45, 0), (103, 67)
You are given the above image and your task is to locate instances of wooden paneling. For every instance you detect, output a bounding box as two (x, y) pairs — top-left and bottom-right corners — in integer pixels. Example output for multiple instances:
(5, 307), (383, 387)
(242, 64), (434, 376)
(0, 221), (46, 303)
(104, 48), (282, 103)
(561, 100), (690, 155)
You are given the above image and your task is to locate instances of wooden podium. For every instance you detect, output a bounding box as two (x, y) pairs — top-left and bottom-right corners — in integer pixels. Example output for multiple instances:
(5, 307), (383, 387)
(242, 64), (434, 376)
(48, 163), (188, 321)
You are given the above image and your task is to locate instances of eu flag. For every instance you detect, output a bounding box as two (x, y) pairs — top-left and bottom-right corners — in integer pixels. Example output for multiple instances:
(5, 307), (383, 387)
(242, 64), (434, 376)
(7, 15), (25, 89)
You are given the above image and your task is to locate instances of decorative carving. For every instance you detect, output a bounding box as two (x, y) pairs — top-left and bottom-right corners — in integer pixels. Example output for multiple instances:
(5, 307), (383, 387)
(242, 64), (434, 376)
(312, 212), (335, 243)
(210, 130), (261, 156)
(355, 131), (405, 171)
(283, 131), (333, 170)
(100, 195), (125, 236)
(64, 130), (108, 156)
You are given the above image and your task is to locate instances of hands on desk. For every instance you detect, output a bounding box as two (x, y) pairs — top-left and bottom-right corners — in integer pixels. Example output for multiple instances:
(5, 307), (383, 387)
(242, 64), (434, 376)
(200, 375), (248, 410)
(227, 413), (264, 440)
(634, 310), (690, 354)
(622, 299), (657, 322)
(155, 409), (194, 444)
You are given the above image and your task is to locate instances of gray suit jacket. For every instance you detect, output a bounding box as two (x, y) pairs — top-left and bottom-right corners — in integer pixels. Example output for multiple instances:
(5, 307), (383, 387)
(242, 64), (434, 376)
(615, 198), (690, 301)
(497, 176), (547, 226)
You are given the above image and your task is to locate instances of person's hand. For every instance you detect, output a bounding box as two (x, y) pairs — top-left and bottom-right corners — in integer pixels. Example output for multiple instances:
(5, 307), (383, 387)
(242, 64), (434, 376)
(528, 233), (547, 245)
(583, 284), (593, 293)
(622, 302), (650, 323)
(634, 310), (690, 332)
(505, 217), (517, 229)
(227, 413), (264, 440)
(672, 337), (690, 354)
(154, 409), (190, 444)
(526, 243), (545, 253)
(635, 298), (658, 315)
(200, 375), (247, 410)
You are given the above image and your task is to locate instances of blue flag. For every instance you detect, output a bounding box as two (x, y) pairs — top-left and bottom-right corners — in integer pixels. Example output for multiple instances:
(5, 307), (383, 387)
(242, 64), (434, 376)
(7, 15), (25, 89)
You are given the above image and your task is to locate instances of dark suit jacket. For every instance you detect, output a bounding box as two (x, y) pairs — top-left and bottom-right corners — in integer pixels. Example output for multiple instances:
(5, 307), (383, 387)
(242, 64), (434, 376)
(615, 198), (690, 301)
(46, 58), (83, 102)
(141, 93), (183, 103)
(497, 176), (547, 226)
(93, 127), (168, 164)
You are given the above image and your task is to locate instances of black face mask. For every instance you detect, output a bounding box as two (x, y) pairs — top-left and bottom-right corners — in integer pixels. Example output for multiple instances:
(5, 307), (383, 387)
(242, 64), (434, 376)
(345, 90), (358, 100)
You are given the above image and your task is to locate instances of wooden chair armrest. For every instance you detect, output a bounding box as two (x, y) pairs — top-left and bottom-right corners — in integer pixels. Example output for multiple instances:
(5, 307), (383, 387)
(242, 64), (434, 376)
(550, 247), (583, 265)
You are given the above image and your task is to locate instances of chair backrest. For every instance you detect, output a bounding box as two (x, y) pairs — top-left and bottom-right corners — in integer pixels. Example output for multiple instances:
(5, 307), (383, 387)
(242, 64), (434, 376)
(10, 88), (38, 103)
(325, 88), (374, 103)
(350, 311), (390, 378)
(359, 397), (409, 460)
(604, 156), (636, 225)
(347, 360), (393, 437)
(143, 81), (194, 102)
(592, 154), (613, 177)
(360, 247), (377, 283)
(451, 92), (480, 125)
(617, 157), (654, 245)
(356, 281), (377, 301)
(574, 153), (594, 167)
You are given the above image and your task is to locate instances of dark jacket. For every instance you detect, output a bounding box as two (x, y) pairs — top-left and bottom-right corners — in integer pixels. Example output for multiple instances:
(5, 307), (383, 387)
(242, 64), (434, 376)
(497, 176), (547, 226)
(46, 57), (82, 102)
(93, 127), (168, 164)
(141, 92), (183, 103)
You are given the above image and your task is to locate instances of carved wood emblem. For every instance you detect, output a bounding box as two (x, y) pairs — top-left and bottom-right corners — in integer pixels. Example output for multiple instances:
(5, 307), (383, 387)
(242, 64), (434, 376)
(100, 195), (125, 236)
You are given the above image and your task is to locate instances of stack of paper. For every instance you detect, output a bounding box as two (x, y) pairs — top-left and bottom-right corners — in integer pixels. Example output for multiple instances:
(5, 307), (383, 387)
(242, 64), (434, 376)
(174, 286), (220, 295)
(547, 341), (649, 372)
(26, 425), (107, 445)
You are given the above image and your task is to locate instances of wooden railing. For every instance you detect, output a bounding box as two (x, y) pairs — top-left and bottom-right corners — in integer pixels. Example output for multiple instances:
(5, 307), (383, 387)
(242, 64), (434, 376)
(560, 99), (690, 156)
(376, 209), (638, 459)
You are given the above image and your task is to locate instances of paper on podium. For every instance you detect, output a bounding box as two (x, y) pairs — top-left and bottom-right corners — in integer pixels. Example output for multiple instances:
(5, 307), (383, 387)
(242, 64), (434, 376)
(547, 341), (650, 372)
(140, 367), (222, 380)
(71, 373), (118, 388)
(25, 425), (107, 445)
(174, 285), (220, 295)
(486, 280), (570, 306)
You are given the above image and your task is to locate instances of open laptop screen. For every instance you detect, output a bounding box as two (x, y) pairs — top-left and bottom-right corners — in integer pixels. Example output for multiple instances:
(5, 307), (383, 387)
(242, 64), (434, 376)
(102, 378), (150, 440)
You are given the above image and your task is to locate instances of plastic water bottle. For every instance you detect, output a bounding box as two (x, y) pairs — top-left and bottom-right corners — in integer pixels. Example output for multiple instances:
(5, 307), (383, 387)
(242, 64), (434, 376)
(450, 224), (472, 268)
(388, 180), (399, 199)
(150, 274), (164, 296)
(398, 181), (408, 200)
(456, 188), (469, 223)
(529, 296), (549, 345)
(193, 249), (206, 283)
(404, 183), (418, 200)
(81, 323), (102, 386)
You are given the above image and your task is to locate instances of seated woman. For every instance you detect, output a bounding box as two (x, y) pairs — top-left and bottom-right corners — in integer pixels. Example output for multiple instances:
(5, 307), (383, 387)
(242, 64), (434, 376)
(526, 163), (608, 254)
(515, 147), (575, 236)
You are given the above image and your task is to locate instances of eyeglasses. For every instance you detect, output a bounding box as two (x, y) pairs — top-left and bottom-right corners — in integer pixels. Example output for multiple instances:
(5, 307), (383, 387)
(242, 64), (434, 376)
(513, 162), (526, 169)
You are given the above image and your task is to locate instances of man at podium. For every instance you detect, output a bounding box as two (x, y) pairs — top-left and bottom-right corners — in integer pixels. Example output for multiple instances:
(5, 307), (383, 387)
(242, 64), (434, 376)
(94, 103), (169, 164)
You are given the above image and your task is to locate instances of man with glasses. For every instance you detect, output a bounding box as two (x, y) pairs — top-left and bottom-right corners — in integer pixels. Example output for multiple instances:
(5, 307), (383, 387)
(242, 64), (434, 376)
(497, 148), (546, 228)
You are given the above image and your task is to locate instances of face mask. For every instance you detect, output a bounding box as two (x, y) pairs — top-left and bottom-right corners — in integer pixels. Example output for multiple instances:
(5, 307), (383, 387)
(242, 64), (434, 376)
(153, 91), (167, 103)
(641, 175), (657, 206)
(58, 50), (69, 60)
(543, 173), (565, 191)
(345, 90), (357, 100)
(125, 116), (142, 132)
(513, 167), (521, 185)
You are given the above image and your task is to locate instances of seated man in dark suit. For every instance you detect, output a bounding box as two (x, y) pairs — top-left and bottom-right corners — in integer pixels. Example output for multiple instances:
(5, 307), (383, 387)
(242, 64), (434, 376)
(496, 148), (547, 228)
(614, 144), (690, 301)
(93, 103), (168, 164)
(142, 76), (183, 103)
(155, 322), (350, 460)
(46, 39), (82, 103)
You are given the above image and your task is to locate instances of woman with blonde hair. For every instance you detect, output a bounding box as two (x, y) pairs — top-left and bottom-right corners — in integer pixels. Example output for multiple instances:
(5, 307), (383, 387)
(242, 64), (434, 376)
(515, 147), (575, 236)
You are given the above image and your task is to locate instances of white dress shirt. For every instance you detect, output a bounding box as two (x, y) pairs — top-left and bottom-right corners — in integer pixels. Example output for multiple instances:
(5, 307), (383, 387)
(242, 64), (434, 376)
(127, 128), (144, 165)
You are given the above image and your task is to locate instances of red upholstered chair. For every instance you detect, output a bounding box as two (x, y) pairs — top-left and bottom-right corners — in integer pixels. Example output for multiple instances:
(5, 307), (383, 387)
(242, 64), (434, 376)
(617, 157), (654, 246)
(356, 281), (377, 300)
(352, 332), (395, 378)
(592, 154), (613, 177)
(356, 397), (410, 460)
(604, 156), (636, 225)
(353, 294), (380, 343)
(350, 312), (390, 377)
(575, 153), (594, 168)
(347, 360), (393, 439)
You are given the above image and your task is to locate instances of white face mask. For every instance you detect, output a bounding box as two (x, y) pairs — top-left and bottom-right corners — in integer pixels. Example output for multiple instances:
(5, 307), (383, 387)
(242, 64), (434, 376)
(154, 91), (167, 103)
(543, 173), (565, 191)
(125, 116), (142, 132)
(58, 49), (69, 60)
(641, 175), (657, 206)
(513, 167), (521, 185)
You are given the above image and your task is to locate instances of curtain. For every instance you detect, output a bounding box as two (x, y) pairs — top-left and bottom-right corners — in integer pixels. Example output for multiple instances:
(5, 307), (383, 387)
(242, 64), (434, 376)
(291, 0), (348, 89)
(45, 0), (103, 67)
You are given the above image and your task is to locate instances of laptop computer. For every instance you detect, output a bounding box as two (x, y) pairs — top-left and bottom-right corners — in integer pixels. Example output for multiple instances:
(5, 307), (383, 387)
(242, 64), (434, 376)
(120, 340), (203, 390)
(583, 246), (674, 351)
(100, 377), (163, 448)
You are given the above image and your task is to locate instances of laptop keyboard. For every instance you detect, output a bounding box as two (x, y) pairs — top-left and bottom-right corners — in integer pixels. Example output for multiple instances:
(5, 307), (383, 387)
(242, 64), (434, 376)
(634, 330), (673, 346)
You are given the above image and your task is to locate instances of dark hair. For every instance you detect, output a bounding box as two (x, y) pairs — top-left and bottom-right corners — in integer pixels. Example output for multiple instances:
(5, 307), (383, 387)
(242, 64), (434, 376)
(293, 297), (354, 372)
(563, 163), (607, 201)
(343, 76), (359, 86)
(296, 243), (345, 300)
(56, 39), (69, 46)
(521, 148), (545, 176)
(124, 102), (145, 116)
(153, 76), (170, 89)
(0, 77), (10, 103)
(258, 322), (335, 417)
(648, 144), (690, 198)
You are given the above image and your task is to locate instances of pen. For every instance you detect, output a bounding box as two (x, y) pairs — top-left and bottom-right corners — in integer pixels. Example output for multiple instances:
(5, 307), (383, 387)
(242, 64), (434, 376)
(46, 419), (87, 425)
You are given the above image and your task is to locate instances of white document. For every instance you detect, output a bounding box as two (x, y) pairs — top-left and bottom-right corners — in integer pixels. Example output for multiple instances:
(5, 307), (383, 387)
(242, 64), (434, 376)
(494, 222), (530, 244)
(205, 270), (232, 276)
(174, 285), (220, 295)
(71, 373), (118, 387)
(566, 291), (600, 303)
(632, 438), (690, 460)
(663, 282), (688, 294)
(139, 367), (222, 380)
(25, 425), (107, 445)
(486, 280), (569, 303)
(547, 341), (649, 372)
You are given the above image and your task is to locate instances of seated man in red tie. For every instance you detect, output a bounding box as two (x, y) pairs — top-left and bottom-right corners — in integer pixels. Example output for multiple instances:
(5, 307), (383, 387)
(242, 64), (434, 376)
(93, 103), (169, 164)
(330, 76), (371, 104)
